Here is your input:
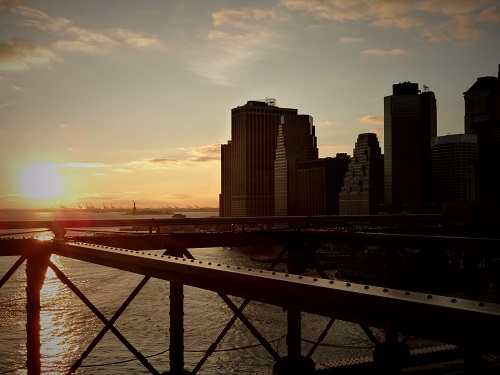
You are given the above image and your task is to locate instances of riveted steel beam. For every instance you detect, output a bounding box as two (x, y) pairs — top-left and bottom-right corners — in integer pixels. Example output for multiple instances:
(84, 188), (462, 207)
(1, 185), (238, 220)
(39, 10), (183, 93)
(48, 241), (500, 352)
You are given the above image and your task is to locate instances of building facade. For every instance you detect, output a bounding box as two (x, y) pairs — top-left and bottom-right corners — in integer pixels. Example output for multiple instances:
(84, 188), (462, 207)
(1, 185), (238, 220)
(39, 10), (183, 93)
(220, 100), (298, 217)
(463, 65), (500, 203)
(296, 154), (350, 215)
(430, 134), (478, 209)
(384, 82), (437, 213)
(339, 133), (383, 215)
(274, 114), (318, 216)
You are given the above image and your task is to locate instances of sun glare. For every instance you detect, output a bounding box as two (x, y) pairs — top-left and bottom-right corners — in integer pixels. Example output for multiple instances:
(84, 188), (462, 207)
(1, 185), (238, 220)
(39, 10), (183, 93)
(18, 162), (64, 199)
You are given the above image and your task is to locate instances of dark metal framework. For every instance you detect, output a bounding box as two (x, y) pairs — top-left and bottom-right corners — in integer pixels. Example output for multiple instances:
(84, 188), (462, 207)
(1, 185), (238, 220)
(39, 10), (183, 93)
(1, 215), (500, 374)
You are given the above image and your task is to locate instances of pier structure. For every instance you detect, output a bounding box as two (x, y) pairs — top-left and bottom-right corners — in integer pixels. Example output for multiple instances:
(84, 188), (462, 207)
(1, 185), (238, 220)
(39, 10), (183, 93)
(1, 215), (500, 374)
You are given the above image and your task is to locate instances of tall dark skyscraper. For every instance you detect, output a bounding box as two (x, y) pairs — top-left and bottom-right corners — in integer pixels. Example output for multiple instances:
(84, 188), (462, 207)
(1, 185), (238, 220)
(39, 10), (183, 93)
(274, 114), (318, 216)
(430, 134), (477, 208)
(463, 65), (500, 203)
(384, 82), (437, 213)
(220, 99), (298, 217)
(296, 154), (350, 215)
(339, 133), (383, 215)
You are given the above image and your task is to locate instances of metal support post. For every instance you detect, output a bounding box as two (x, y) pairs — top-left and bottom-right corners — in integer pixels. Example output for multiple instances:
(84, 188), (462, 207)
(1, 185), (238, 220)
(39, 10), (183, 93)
(26, 251), (49, 375)
(273, 243), (314, 374)
(169, 281), (184, 374)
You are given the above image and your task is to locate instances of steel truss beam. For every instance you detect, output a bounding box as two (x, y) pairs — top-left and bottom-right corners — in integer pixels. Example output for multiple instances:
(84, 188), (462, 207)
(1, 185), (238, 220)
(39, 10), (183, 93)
(46, 240), (500, 352)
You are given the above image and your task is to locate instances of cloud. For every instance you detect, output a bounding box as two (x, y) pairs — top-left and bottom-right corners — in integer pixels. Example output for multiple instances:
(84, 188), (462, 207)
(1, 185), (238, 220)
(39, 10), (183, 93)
(0, 38), (56, 71)
(188, 6), (284, 86)
(0, 100), (16, 109)
(358, 115), (383, 125)
(3, 1), (165, 59)
(339, 36), (364, 44)
(316, 120), (338, 127)
(280, 0), (498, 45)
(60, 162), (108, 168)
(421, 16), (486, 45)
(187, 144), (221, 163)
(361, 48), (407, 56)
(127, 144), (221, 170)
(213, 7), (280, 29)
(479, 6), (500, 22)
(371, 16), (425, 29)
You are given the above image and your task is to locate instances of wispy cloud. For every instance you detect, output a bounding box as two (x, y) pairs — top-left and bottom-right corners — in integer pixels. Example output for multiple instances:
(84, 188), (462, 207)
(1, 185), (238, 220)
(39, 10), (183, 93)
(316, 120), (338, 127)
(361, 48), (407, 56)
(0, 100), (16, 109)
(1, 1), (165, 69)
(188, 7), (284, 86)
(280, 0), (499, 45)
(60, 162), (108, 168)
(339, 37), (364, 44)
(127, 144), (221, 170)
(358, 115), (384, 125)
(0, 38), (56, 71)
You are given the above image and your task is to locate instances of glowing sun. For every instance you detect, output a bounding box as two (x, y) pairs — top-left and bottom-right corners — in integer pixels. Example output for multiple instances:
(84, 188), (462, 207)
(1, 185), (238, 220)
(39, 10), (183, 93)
(18, 162), (64, 199)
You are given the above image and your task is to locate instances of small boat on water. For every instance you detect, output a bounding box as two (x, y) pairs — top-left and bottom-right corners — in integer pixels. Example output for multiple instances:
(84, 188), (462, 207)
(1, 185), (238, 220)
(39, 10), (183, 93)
(172, 213), (187, 218)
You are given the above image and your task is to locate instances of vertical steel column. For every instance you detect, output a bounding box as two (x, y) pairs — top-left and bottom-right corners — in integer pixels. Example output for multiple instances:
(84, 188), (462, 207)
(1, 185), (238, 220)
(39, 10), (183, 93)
(169, 281), (184, 374)
(286, 243), (302, 361)
(274, 241), (314, 374)
(26, 251), (49, 375)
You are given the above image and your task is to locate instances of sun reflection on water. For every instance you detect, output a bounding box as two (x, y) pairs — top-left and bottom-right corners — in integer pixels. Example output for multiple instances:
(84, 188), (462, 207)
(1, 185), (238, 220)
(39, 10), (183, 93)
(39, 256), (81, 373)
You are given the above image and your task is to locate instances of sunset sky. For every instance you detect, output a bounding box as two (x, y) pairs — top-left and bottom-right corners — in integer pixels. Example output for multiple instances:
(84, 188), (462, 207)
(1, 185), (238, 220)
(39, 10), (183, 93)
(1, 0), (499, 209)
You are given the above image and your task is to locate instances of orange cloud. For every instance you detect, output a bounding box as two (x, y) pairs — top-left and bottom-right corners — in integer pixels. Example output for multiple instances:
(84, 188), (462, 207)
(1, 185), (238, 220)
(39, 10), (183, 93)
(359, 115), (383, 125)
(361, 48), (407, 56)
(0, 38), (56, 71)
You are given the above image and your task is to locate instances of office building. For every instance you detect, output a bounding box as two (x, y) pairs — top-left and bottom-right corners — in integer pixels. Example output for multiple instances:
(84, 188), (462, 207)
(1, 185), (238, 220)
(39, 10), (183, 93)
(274, 114), (318, 216)
(430, 134), (478, 208)
(296, 154), (350, 215)
(339, 133), (383, 215)
(463, 65), (500, 203)
(220, 99), (298, 217)
(384, 82), (437, 213)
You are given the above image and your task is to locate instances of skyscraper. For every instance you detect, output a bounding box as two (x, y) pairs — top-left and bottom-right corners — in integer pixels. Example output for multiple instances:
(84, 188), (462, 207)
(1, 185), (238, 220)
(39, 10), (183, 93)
(339, 133), (383, 215)
(384, 82), (437, 213)
(274, 114), (318, 216)
(430, 134), (478, 208)
(296, 154), (350, 215)
(463, 65), (500, 203)
(220, 100), (298, 217)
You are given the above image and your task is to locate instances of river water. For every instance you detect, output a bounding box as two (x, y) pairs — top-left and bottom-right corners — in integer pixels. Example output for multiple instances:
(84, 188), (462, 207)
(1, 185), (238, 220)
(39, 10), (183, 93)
(0, 210), (392, 374)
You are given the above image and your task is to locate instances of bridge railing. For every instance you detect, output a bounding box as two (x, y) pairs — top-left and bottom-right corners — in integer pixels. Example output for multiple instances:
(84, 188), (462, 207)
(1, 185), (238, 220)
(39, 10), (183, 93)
(1, 215), (500, 374)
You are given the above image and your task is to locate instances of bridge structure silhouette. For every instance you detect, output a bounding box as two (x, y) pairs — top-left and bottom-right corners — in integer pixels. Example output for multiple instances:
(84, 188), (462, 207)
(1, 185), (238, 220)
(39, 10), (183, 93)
(1, 214), (500, 374)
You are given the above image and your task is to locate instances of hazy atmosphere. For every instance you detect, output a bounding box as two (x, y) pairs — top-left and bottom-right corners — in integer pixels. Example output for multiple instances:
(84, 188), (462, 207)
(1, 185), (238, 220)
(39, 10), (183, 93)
(1, 0), (499, 209)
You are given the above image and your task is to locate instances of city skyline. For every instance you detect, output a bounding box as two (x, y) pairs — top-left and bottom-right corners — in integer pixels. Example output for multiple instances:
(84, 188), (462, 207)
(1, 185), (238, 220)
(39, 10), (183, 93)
(1, 1), (500, 209)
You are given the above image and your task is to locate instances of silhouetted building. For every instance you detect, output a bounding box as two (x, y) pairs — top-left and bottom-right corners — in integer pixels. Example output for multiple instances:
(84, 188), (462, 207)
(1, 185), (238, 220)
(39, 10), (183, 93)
(219, 142), (232, 216)
(384, 82), (437, 213)
(339, 133), (383, 215)
(297, 154), (350, 215)
(220, 100), (298, 217)
(274, 114), (318, 216)
(431, 134), (478, 209)
(463, 64), (500, 203)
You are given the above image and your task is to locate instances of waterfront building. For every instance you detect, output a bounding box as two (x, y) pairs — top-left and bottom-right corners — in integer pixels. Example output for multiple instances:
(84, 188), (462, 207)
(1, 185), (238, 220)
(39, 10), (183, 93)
(297, 154), (350, 215)
(384, 82), (437, 213)
(274, 114), (318, 216)
(463, 64), (500, 203)
(430, 134), (478, 209)
(339, 133), (383, 215)
(220, 99), (298, 217)
(219, 142), (232, 216)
